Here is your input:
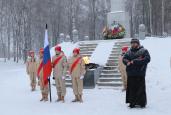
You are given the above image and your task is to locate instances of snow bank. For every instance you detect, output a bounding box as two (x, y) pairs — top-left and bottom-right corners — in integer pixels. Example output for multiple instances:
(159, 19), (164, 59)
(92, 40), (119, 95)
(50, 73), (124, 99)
(138, 37), (171, 114)
(141, 37), (171, 89)
(90, 40), (115, 65)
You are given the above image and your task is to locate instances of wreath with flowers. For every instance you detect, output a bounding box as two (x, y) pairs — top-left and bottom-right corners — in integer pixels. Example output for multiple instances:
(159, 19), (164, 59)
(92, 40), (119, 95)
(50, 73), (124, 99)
(103, 21), (126, 39)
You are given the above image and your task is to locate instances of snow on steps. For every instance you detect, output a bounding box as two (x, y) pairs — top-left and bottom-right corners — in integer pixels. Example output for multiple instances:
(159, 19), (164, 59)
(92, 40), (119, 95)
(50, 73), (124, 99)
(79, 42), (98, 57)
(97, 39), (131, 88)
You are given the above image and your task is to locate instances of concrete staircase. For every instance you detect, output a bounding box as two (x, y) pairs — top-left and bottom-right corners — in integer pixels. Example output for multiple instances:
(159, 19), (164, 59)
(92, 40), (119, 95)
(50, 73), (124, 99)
(97, 39), (131, 88)
(65, 42), (98, 87)
(79, 42), (98, 57)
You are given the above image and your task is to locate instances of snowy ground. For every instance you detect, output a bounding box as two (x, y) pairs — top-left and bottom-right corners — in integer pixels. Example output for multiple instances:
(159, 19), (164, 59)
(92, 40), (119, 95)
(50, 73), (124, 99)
(0, 37), (171, 115)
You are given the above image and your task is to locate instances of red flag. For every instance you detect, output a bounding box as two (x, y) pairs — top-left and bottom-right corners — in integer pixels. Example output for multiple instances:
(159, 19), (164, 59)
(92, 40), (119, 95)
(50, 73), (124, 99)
(43, 25), (52, 85)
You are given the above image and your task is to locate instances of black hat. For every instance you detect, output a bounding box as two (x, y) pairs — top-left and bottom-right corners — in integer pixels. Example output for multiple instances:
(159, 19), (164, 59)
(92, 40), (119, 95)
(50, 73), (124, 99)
(131, 38), (140, 44)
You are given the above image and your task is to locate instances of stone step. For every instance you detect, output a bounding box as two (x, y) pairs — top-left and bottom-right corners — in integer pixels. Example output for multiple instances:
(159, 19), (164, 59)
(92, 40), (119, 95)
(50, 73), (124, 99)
(97, 81), (122, 87)
(111, 50), (121, 54)
(79, 43), (97, 45)
(80, 47), (96, 50)
(65, 76), (72, 87)
(79, 46), (97, 49)
(100, 73), (121, 78)
(106, 61), (119, 64)
(80, 51), (93, 54)
(65, 78), (72, 83)
(79, 43), (98, 46)
(106, 63), (118, 66)
(80, 49), (95, 52)
(112, 48), (121, 51)
(107, 61), (119, 65)
(110, 54), (120, 57)
(81, 54), (92, 57)
(101, 69), (118, 74)
(103, 66), (118, 70)
(101, 72), (121, 75)
(108, 56), (119, 60)
(79, 45), (97, 48)
(107, 59), (119, 62)
(112, 47), (121, 49)
(110, 53), (121, 57)
(111, 52), (120, 55)
(98, 77), (122, 82)
(111, 51), (121, 54)
(65, 82), (72, 87)
(112, 47), (121, 50)
(107, 60), (119, 64)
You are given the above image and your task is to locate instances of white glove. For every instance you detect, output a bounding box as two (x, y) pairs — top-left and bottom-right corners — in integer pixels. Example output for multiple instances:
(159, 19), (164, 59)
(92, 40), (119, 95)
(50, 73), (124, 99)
(80, 75), (84, 80)
(62, 76), (65, 80)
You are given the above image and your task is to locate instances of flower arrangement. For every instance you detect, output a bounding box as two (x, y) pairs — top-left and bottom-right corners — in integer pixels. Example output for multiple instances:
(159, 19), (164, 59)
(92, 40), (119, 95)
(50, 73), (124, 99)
(103, 21), (126, 39)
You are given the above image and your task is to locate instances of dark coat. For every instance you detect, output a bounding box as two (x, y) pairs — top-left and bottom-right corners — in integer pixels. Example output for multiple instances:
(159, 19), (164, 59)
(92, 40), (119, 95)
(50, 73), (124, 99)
(123, 46), (151, 77)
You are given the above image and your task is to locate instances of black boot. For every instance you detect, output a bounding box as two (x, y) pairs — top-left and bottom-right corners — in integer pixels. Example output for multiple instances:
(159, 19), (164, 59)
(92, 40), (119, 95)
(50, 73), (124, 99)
(129, 104), (135, 108)
(140, 105), (146, 108)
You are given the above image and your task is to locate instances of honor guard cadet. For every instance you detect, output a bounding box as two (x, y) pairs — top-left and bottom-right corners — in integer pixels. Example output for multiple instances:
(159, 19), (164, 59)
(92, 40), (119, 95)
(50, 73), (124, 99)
(52, 46), (67, 103)
(37, 48), (49, 102)
(26, 50), (37, 91)
(68, 48), (86, 103)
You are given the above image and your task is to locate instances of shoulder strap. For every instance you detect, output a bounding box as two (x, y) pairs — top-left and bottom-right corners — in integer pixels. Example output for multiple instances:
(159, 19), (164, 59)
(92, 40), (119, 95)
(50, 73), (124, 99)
(52, 55), (63, 68)
(70, 57), (81, 74)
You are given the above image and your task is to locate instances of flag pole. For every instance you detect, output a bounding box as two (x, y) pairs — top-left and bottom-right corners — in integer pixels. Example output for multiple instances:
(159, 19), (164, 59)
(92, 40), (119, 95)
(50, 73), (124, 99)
(46, 24), (48, 30)
(48, 77), (52, 102)
(45, 24), (52, 102)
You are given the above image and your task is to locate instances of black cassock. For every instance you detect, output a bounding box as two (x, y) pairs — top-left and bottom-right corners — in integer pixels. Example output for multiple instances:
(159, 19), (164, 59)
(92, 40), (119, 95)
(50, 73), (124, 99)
(122, 46), (151, 107)
(126, 76), (147, 106)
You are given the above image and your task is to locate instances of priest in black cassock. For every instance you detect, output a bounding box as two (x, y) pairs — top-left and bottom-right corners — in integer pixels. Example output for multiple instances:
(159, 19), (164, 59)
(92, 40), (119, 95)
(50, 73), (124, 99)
(123, 38), (151, 108)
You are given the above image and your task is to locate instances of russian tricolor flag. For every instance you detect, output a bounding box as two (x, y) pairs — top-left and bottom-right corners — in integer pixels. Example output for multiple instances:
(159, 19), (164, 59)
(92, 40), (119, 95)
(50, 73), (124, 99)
(43, 24), (52, 85)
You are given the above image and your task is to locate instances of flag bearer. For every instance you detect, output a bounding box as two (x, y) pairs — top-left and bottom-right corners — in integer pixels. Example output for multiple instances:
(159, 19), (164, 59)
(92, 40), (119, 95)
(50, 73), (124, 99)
(37, 48), (49, 101)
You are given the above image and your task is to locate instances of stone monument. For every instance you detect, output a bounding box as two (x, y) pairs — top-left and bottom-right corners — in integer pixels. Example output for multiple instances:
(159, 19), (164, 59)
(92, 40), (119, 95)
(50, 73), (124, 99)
(107, 0), (130, 37)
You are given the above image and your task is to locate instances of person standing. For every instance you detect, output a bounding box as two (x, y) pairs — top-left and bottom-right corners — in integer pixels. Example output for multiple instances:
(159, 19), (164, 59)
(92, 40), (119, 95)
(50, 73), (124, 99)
(52, 46), (67, 103)
(68, 48), (86, 103)
(123, 38), (151, 108)
(118, 46), (128, 91)
(26, 50), (37, 91)
(37, 48), (49, 102)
